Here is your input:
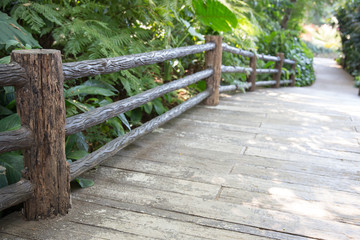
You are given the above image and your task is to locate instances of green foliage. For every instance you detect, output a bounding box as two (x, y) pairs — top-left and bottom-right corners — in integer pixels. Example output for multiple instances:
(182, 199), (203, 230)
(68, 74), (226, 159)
(257, 30), (315, 86)
(0, 11), (40, 53)
(336, 0), (360, 78)
(0, 152), (23, 185)
(75, 177), (94, 188)
(193, 0), (238, 32)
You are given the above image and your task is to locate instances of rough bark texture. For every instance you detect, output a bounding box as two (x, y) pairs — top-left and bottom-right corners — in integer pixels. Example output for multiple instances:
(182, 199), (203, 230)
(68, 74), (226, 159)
(291, 60), (297, 87)
(280, 0), (297, 29)
(11, 49), (70, 220)
(248, 55), (257, 91)
(0, 127), (33, 154)
(62, 43), (215, 80)
(284, 59), (296, 65)
(221, 43), (254, 58)
(221, 66), (252, 74)
(204, 36), (222, 106)
(219, 83), (251, 93)
(257, 69), (279, 74)
(273, 53), (285, 88)
(0, 63), (27, 87)
(0, 179), (34, 211)
(257, 54), (280, 62)
(65, 69), (212, 135)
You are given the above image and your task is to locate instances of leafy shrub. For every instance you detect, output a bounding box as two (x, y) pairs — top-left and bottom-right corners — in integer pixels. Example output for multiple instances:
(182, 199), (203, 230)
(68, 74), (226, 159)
(336, 0), (360, 77)
(257, 30), (315, 86)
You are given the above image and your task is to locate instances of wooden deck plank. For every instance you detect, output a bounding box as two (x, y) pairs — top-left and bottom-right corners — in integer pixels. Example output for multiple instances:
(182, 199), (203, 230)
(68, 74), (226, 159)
(103, 156), (360, 208)
(70, 179), (360, 240)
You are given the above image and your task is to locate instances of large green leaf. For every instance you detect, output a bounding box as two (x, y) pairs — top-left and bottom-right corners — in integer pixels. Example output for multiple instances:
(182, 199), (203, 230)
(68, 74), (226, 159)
(193, 0), (238, 32)
(67, 150), (88, 160)
(0, 105), (13, 117)
(65, 132), (89, 155)
(75, 177), (94, 188)
(118, 113), (131, 131)
(84, 79), (118, 93)
(0, 11), (40, 49)
(65, 85), (116, 98)
(106, 117), (125, 136)
(180, 18), (205, 40)
(0, 113), (20, 132)
(0, 152), (23, 185)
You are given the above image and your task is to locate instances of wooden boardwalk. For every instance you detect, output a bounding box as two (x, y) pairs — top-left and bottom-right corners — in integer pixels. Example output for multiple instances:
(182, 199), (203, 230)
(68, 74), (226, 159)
(1, 58), (360, 239)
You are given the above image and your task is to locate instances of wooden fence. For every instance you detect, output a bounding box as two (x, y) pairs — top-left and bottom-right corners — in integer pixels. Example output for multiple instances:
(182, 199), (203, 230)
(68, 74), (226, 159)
(0, 35), (297, 220)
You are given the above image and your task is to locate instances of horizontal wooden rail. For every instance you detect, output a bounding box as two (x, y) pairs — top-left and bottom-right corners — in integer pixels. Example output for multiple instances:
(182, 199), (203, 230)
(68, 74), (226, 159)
(222, 43), (295, 64)
(62, 43), (215, 80)
(65, 69), (213, 135)
(257, 54), (280, 62)
(222, 43), (254, 58)
(70, 90), (211, 180)
(280, 80), (293, 85)
(284, 59), (296, 65)
(0, 179), (34, 211)
(255, 80), (292, 87)
(0, 127), (33, 154)
(0, 63), (27, 87)
(221, 65), (253, 73)
(256, 69), (279, 74)
(219, 83), (251, 93)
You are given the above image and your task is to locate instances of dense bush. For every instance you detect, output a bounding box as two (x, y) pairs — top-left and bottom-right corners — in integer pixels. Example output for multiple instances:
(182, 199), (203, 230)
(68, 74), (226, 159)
(257, 30), (315, 86)
(246, 0), (316, 86)
(336, 0), (360, 78)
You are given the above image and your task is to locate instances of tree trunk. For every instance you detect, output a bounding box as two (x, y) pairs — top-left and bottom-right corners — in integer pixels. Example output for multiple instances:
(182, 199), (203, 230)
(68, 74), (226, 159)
(280, 0), (297, 29)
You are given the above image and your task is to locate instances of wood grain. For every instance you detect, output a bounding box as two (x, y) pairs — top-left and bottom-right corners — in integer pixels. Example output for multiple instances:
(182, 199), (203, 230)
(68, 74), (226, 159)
(65, 69), (213, 135)
(0, 127), (33, 154)
(219, 83), (251, 93)
(0, 179), (34, 212)
(255, 80), (277, 87)
(257, 53), (281, 62)
(284, 59), (296, 65)
(11, 49), (70, 220)
(0, 62), (27, 87)
(221, 65), (252, 73)
(221, 43), (255, 58)
(273, 53), (285, 88)
(62, 43), (215, 80)
(256, 68), (279, 74)
(204, 36), (222, 106)
(70, 90), (211, 180)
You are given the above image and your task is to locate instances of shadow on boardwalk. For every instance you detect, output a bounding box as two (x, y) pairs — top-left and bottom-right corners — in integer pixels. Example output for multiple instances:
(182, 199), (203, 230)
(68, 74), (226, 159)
(1, 58), (360, 240)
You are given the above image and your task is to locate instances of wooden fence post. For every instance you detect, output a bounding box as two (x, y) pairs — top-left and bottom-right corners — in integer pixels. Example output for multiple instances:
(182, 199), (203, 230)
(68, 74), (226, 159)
(11, 49), (70, 220)
(204, 35), (222, 105)
(247, 54), (257, 91)
(273, 53), (284, 88)
(290, 60), (297, 87)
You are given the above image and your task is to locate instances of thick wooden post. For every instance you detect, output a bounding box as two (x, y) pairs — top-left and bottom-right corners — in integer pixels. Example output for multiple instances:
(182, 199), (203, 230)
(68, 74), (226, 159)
(290, 60), (297, 87)
(273, 53), (284, 88)
(247, 54), (257, 91)
(204, 35), (222, 105)
(11, 49), (70, 220)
